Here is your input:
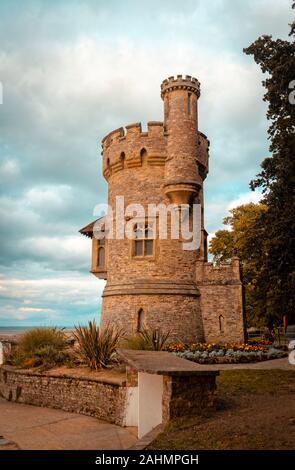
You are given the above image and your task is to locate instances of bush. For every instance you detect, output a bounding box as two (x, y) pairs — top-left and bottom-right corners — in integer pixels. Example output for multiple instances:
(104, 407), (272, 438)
(124, 334), (151, 351)
(73, 320), (123, 369)
(12, 327), (68, 369)
(125, 327), (171, 351)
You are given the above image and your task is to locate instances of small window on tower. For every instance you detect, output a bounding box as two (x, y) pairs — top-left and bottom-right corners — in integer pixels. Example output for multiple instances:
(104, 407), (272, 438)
(98, 246), (105, 267)
(96, 227), (105, 268)
(120, 152), (125, 166)
(137, 309), (145, 332)
(187, 92), (191, 115)
(140, 148), (147, 165)
(132, 222), (154, 258)
(219, 315), (224, 333)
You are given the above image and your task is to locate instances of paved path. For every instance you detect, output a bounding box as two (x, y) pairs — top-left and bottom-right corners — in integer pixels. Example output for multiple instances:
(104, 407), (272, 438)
(0, 399), (137, 450)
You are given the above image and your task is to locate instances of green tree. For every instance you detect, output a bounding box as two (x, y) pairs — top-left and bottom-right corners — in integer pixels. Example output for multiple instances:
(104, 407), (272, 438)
(241, 2), (295, 327)
(209, 203), (268, 327)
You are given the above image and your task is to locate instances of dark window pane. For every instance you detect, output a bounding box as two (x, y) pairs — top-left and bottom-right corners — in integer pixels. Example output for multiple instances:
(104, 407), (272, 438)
(145, 240), (153, 256)
(135, 240), (143, 256)
(98, 247), (105, 266)
(137, 309), (145, 332)
(99, 237), (105, 246)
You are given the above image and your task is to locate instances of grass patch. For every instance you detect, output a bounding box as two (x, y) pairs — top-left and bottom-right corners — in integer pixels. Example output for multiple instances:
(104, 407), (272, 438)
(148, 370), (295, 450)
(217, 369), (295, 394)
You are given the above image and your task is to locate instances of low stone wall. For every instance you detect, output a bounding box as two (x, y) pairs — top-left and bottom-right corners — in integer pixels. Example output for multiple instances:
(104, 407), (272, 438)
(0, 366), (126, 426)
(162, 374), (217, 422)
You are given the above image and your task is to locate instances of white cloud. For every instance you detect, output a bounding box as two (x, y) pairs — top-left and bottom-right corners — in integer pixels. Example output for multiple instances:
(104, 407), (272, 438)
(227, 190), (263, 210)
(0, 158), (20, 179)
(0, 274), (105, 323)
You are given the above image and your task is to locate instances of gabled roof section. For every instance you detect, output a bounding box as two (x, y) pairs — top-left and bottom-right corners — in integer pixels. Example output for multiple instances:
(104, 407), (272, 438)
(79, 216), (105, 239)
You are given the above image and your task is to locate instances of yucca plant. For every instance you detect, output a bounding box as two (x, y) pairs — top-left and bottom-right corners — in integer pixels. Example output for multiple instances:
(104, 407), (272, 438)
(73, 320), (123, 369)
(138, 327), (171, 351)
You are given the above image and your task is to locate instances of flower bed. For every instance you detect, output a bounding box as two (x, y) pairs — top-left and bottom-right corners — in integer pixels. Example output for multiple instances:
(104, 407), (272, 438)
(165, 342), (287, 364)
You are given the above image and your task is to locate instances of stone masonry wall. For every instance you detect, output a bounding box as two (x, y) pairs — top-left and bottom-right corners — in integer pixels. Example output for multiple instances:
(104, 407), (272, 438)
(0, 366), (126, 426)
(196, 259), (245, 343)
(162, 374), (218, 423)
(101, 293), (204, 343)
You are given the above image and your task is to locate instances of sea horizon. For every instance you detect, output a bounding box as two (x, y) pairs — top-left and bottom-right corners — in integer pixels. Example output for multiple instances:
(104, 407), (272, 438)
(0, 326), (74, 335)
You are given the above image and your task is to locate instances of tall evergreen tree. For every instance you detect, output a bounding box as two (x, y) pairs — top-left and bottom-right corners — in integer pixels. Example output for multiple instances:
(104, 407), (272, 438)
(243, 2), (295, 326)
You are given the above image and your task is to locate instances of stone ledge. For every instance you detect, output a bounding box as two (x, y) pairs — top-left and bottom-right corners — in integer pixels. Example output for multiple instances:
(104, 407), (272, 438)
(1, 365), (125, 386)
(118, 350), (219, 377)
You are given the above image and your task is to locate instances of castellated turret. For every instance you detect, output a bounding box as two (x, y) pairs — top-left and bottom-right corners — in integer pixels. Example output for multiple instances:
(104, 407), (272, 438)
(80, 75), (245, 344)
(162, 75), (203, 205)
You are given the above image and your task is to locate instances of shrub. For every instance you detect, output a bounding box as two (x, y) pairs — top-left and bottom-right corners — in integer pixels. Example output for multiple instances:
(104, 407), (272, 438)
(124, 334), (151, 351)
(125, 327), (171, 351)
(12, 327), (68, 369)
(73, 320), (123, 369)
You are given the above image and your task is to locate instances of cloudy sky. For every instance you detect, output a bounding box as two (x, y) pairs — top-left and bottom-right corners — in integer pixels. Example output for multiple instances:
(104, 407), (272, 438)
(0, 0), (293, 327)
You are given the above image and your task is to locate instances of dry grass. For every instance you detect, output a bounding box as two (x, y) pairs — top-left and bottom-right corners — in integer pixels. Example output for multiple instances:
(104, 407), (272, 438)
(148, 370), (295, 450)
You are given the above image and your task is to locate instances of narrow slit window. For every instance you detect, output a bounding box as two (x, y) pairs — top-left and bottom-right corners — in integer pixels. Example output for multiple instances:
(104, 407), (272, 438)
(140, 148), (147, 165)
(137, 309), (145, 332)
(98, 246), (105, 267)
(219, 315), (224, 333)
(187, 92), (191, 115)
(120, 152), (125, 168)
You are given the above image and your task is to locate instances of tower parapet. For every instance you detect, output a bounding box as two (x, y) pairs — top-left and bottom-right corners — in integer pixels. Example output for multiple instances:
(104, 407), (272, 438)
(161, 75), (200, 99)
(102, 121), (167, 180)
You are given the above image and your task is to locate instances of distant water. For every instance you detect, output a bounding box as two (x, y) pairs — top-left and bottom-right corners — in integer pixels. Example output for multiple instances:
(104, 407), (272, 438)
(0, 326), (72, 335)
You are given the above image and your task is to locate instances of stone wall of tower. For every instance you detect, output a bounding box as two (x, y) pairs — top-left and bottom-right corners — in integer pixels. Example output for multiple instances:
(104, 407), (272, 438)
(102, 293), (204, 343)
(196, 258), (245, 343)
(91, 74), (245, 344)
(100, 114), (204, 342)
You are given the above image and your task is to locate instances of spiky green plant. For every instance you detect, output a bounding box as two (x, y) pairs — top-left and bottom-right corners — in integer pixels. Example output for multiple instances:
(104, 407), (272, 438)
(139, 327), (171, 351)
(124, 333), (152, 350)
(125, 327), (171, 351)
(73, 320), (123, 369)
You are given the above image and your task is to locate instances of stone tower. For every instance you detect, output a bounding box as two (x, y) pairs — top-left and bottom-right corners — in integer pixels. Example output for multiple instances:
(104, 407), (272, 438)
(80, 75), (245, 343)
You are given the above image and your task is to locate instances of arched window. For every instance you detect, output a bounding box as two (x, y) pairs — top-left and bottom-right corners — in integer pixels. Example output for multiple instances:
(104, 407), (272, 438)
(137, 308), (145, 332)
(120, 152), (125, 167)
(164, 96), (170, 121)
(97, 229), (105, 268)
(98, 246), (105, 267)
(140, 148), (147, 165)
(219, 315), (224, 333)
(133, 222), (154, 257)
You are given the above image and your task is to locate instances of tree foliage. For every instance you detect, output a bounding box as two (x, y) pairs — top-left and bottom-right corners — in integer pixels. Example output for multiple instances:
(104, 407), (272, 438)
(241, 2), (295, 327)
(209, 203), (268, 327)
(211, 3), (295, 327)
